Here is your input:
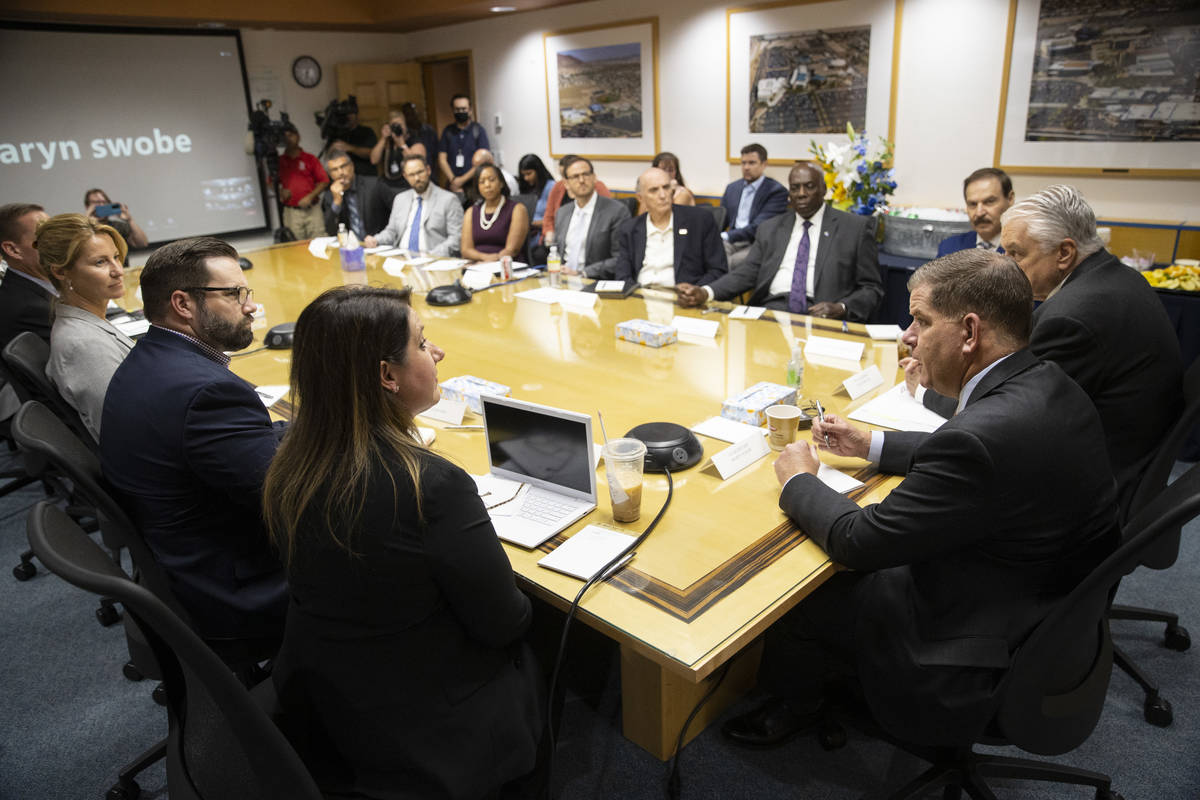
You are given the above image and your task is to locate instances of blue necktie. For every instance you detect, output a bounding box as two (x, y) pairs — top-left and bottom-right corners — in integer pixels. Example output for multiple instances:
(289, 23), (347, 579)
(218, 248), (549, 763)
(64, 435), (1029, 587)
(407, 197), (423, 252)
(788, 221), (812, 314)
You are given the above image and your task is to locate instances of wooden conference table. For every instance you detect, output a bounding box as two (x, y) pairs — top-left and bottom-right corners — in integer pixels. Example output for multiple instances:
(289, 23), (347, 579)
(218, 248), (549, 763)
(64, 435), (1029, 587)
(122, 242), (907, 760)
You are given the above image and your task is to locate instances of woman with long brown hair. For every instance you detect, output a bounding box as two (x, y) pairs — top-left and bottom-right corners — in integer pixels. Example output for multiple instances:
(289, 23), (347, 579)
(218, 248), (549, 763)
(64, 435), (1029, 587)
(263, 286), (542, 799)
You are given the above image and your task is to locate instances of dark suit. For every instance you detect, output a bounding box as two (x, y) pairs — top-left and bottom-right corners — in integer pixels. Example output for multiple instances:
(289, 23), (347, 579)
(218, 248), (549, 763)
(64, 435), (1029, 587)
(923, 248), (1181, 517)
(611, 204), (727, 286)
(937, 229), (1003, 257)
(720, 176), (789, 245)
(100, 326), (287, 640)
(0, 269), (54, 347)
(778, 351), (1118, 745)
(273, 451), (542, 800)
(321, 174), (386, 239)
(554, 194), (631, 279)
(704, 205), (883, 321)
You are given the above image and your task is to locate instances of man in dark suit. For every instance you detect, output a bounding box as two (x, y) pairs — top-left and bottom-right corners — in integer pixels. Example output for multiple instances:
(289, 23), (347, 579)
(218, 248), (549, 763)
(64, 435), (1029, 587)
(321, 148), (386, 240)
(720, 143), (788, 268)
(912, 185), (1182, 519)
(723, 250), (1118, 749)
(0, 203), (53, 420)
(677, 162), (883, 321)
(555, 157), (631, 279)
(936, 167), (1014, 256)
(101, 237), (287, 641)
(611, 167), (727, 288)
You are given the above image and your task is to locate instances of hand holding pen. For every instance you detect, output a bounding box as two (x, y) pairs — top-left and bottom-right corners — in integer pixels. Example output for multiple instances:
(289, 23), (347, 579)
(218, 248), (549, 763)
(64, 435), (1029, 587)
(811, 411), (872, 460)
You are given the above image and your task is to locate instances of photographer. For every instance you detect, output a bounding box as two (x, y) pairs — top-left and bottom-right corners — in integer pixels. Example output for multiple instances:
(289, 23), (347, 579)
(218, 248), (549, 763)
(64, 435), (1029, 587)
(84, 188), (149, 252)
(372, 104), (438, 192)
(325, 99), (377, 176)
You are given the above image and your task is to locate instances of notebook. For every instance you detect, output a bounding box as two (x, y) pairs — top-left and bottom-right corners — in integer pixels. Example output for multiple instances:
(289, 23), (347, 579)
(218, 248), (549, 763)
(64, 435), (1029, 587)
(480, 395), (597, 548)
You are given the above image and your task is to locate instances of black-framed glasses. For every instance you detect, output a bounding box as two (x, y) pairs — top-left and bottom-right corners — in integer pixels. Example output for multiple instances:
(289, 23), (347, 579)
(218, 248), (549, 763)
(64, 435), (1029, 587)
(566, 170), (595, 181)
(182, 286), (254, 305)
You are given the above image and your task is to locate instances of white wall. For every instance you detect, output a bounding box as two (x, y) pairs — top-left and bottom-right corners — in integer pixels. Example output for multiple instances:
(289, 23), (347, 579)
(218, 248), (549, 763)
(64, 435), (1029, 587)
(238, 0), (1200, 221)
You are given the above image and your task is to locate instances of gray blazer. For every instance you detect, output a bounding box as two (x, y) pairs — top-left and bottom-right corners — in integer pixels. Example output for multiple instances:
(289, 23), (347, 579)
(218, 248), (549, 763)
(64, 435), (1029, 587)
(45, 304), (135, 441)
(373, 185), (464, 257)
(554, 195), (631, 279)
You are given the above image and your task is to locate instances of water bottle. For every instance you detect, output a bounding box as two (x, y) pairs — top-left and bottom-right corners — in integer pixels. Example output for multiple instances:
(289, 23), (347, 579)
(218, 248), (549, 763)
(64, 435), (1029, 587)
(547, 244), (562, 288)
(786, 344), (804, 394)
(340, 226), (365, 271)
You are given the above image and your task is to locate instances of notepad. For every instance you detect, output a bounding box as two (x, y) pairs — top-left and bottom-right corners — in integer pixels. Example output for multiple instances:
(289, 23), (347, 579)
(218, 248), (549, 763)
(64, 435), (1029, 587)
(537, 525), (636, 581)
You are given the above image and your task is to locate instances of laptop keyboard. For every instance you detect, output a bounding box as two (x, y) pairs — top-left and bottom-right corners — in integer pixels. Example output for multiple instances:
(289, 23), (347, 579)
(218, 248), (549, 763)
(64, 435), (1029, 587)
(520, 489), (582, 525)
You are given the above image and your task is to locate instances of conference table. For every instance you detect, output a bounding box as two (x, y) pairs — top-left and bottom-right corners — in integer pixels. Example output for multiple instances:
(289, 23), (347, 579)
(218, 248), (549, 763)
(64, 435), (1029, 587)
(122, 242), (908, 760)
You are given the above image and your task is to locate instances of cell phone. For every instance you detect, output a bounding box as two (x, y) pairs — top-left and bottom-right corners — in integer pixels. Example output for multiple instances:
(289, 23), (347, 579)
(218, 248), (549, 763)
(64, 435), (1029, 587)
(94, 202), (121, 217)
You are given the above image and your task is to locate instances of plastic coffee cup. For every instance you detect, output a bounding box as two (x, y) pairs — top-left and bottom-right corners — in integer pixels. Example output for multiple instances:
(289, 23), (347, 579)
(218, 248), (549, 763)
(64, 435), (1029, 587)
(602, 438), (646, 523)
(766, 405), (803, 451)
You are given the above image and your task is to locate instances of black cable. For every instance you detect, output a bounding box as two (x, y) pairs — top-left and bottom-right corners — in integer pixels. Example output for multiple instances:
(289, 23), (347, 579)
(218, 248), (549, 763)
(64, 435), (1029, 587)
(542, 467), (675, 799)
(663, 662), (730, 800)
(230, 344), (269, 358)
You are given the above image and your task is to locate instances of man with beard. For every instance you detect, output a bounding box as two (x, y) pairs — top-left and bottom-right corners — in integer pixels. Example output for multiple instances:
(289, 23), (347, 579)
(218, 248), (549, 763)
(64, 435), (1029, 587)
(937, 168), (1014, 256)
(101, 237), (287, 642)
(365, 154), (463, 257)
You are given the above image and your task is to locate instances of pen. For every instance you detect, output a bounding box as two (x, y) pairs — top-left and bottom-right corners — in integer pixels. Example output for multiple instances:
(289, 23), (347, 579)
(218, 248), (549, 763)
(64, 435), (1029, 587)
(446, 425), (484, 430)
(814, 400), (830, 447)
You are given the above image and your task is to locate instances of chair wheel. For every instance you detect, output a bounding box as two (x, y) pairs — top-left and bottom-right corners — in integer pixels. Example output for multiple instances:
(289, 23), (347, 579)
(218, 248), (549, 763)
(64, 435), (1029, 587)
(1164, 623), (1190, 652)
(817, 722), (847, 750)
(152, 683), (167, 706)
(122, 662), (144, 682)
(1096, 789), (1123, 800)
(96, 603), (121, 627)
(106, 778), (140, 800)
(12, 562), (35, 580)
(1144, 692), (1173, 727)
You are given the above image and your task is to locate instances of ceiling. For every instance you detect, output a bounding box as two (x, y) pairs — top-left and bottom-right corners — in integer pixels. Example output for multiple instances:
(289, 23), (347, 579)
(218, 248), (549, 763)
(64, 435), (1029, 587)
(0, 0), (593, 34)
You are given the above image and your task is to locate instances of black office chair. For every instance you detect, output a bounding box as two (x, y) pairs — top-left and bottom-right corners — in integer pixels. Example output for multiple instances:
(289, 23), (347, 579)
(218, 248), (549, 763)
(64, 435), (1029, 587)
(2, 331), (95, 449)
(0, 380), (39, 500)
(1107, 354), (1200, 726)
(511, 191), (541, 264)
(830, 460), (1200, 800)
(704, 203), (727, 232)
(26, 501), (322, 800)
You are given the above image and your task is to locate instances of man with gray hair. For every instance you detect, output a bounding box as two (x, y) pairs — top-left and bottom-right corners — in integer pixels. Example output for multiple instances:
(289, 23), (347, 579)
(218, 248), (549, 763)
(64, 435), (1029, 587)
(912, 184), (1181, 518)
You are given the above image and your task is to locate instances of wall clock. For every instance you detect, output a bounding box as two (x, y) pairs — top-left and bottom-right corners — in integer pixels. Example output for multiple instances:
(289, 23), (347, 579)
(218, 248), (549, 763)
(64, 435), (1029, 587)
(292, 55), (321, 88)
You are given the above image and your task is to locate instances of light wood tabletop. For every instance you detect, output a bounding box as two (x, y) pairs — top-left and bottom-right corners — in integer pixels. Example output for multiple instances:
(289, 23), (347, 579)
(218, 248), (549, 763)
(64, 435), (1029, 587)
(122, 242), (911, 759)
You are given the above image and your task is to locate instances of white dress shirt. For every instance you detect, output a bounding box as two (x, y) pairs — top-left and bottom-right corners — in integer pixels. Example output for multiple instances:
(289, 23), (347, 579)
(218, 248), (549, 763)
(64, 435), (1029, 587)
(639, 213), (675, 287)
(564, 191), (597, 272)
(768, 204), (827, 299)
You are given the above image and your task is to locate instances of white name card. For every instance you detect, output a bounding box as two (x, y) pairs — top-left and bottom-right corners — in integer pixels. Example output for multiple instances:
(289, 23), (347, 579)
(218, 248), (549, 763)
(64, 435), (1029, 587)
(842, 364), (885, 400)
(805, 335), (865, 362)
(460, 269), (494, 290)
(691, 416), (767, 444)
(419, 397), (467, 425)
(595, 280), (625, 293)
(308, 237), (335, 259)
(817, 463), (864, 493)
(728, 305), (767, 320)
(671, 316), (720, 338)
(382, 257), (407, 277)
(865, 324), (904, 340)
(710, 432), (771, 480)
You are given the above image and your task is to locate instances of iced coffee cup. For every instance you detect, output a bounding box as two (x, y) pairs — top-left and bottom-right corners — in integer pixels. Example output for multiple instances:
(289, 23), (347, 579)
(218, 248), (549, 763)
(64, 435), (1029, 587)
(766, 404), (803, 451)
(603, 438), (647, 523)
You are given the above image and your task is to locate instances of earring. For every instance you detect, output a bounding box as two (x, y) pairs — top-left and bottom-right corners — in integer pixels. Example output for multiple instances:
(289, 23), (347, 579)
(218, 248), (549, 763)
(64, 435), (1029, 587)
(392, 386), (400, 394)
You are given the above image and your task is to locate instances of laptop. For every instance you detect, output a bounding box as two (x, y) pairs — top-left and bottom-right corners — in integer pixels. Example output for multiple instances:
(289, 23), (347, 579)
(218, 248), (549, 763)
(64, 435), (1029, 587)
(480, 395), (597, 548)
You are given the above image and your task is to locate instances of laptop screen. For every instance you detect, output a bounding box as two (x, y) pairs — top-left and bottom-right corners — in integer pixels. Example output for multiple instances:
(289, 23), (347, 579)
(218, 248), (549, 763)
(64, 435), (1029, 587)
(482, 396), (595, 500)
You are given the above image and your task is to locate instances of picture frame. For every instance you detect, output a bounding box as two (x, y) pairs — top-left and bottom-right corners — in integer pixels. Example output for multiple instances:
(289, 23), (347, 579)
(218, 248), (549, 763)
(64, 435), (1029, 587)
(726, 0), (902, 165)
(994, 0), (1200, 178)
(543, 18), (660, 160)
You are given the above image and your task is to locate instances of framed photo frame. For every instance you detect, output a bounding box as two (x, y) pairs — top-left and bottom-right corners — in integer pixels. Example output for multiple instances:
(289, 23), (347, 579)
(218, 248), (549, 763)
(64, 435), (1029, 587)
(543, 18), (660, 160)
(726, 0), (902, 165)
(995, 0), (1200, 178)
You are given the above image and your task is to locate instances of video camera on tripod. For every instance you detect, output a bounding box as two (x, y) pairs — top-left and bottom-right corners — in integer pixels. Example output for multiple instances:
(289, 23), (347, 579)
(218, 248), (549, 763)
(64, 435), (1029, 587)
(315, 95), (359, 149)
(245, 99), (298, 243)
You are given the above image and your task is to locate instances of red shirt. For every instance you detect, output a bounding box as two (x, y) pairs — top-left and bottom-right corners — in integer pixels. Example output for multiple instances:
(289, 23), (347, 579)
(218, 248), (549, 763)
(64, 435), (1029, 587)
(277, 150), (329, 208)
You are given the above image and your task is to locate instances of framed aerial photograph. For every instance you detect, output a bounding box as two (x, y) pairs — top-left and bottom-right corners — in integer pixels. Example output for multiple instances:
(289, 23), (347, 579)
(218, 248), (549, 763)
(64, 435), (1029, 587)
(726, 0), (901, 164)
(995, 0), (1200, 177)
(543, 18), (660, 160)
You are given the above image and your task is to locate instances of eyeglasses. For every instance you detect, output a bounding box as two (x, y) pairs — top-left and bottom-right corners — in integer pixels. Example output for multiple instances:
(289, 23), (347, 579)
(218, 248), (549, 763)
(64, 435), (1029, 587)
(566, 171), (594, 181)
(183, 286), (254, 305)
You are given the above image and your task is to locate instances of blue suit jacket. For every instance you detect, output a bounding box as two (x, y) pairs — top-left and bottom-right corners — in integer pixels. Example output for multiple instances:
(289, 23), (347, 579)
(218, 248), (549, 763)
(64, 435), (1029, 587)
(611, 204), (727, 286)
(100, 325), (287, 639)
(937, 230), (1004, 257)
(720, 176), (789, 244)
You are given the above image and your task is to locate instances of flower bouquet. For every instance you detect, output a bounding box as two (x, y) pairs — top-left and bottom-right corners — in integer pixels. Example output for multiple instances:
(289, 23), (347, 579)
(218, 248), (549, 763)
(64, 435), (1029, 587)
(809, 123), (896, 216)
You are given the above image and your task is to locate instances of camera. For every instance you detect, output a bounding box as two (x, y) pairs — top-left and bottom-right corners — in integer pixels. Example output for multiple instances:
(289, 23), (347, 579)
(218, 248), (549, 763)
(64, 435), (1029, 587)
(316, 95), (358, 143)
(390, 122), (405, 137)
(248, 100), (292, 158)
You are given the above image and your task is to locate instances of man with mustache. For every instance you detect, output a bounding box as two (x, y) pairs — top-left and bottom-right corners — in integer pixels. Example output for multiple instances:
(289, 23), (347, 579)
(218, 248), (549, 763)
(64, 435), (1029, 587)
(937, 168), (1014, 256)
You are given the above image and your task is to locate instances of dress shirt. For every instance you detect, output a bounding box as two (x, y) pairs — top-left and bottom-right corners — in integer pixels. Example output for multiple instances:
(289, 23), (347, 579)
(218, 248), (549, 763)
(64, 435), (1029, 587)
(4, 266), (59, 298)
(768, 204), (827, 299)
(150, 324), (231, 366)
(564, 191), (597, 272)
(975, 234), (1002, 250)
(734, 176), (765, 230)
(403, 185), (434, 253)
(639, 213), (675, 287)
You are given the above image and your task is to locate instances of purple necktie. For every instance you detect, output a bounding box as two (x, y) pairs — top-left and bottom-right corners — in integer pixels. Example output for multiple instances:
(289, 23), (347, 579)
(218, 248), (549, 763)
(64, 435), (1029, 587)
(788, 220), (812, 314)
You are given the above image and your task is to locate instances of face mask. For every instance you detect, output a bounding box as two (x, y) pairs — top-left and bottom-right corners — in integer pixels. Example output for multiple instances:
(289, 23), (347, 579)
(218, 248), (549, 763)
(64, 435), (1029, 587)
(454, 111), (470, 123)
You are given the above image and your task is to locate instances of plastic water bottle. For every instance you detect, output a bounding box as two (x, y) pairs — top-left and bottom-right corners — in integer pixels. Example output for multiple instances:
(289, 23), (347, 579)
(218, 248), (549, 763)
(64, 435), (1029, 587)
(786, 344), (804, 393)
(547, 245), (562, 288)
(340, 226), (365, 271)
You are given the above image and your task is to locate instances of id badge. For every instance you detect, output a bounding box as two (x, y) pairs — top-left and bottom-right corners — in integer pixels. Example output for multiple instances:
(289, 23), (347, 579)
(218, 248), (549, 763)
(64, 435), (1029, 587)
(455, 152), (465, 169)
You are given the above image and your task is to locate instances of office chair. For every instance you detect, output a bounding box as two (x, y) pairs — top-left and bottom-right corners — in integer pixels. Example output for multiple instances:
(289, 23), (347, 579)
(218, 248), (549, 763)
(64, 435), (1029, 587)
(824, 459), (1200, 800)
(511, 192), (541, 264)
(705, 203), (727, 232)
(0, 381), (39, 500)
(1108, 354), (1200, 726)
(2, 331), (96, 449)
(26, 501), (322, 800)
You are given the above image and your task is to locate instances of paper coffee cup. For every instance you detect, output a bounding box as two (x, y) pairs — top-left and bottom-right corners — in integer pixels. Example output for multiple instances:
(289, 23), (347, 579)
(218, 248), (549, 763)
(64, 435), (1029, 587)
(766, 404), (803, 451)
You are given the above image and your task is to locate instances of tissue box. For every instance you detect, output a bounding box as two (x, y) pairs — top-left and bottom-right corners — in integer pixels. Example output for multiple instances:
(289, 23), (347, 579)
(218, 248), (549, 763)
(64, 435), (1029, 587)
(721, 382), (797, 426)
(439, 375), (511, 414)
(615, 318), (677, 348)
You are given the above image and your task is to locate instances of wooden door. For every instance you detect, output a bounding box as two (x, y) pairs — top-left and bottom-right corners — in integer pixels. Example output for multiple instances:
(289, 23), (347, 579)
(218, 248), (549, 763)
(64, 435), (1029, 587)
(336, 62), (425, 140)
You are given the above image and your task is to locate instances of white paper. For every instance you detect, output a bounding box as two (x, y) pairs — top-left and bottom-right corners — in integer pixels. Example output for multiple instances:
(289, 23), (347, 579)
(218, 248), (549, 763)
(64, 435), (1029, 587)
(460, 269), (494, 290)
(363, 245), (391, 254)
(253, 385), (289, 408)
(373, 247), (409, 258)
(817, 463), (864, 494)
(382, 257), (408, 277)
(865, 324), (904, 340)
(538, 525), (637, 581)
(728, 305), (767, 320)
(710, 433), (771, 480)
(595, 280), (625, 293)
(848, 383), (948, 433)
(558, 290), (598, 309)
(404, 256), (434, 266)
(842, 364), (885, 400)
(308, 237), (335, 259)
(417, 426), (436, 446)
(430, 258), (470, 270)
(805, 335), (865, 362)
(514, 287), (560, 304)
(692, 416), (766, 444)
(671, 316), (719, 338)
(110, 317), (151, 337)
(418, 397), (467, 425)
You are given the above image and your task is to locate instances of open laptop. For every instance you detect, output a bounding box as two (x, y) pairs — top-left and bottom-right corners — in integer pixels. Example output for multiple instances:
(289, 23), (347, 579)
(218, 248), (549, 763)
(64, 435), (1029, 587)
(480, 395), (597, 548)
